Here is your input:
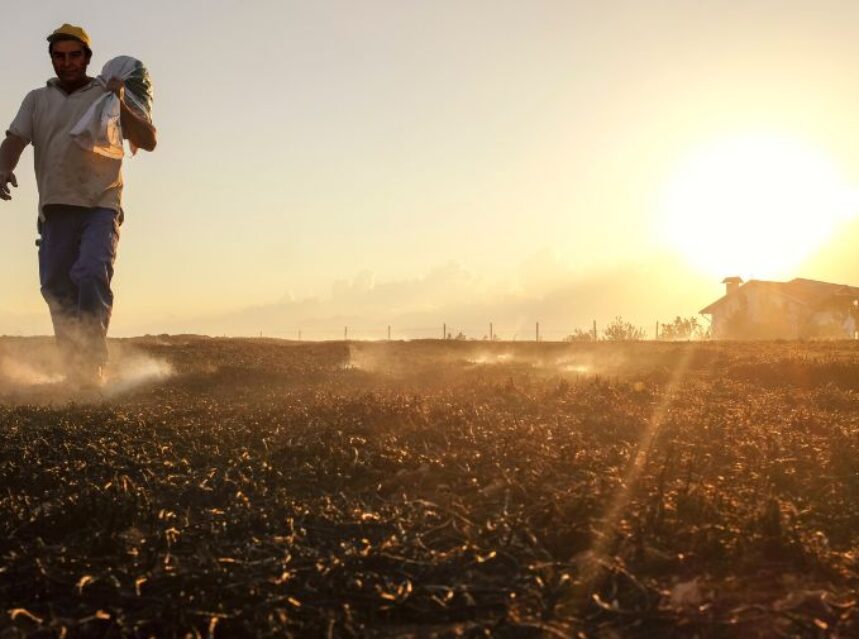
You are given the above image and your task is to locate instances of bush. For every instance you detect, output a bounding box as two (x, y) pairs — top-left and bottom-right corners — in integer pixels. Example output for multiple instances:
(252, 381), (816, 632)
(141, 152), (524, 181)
(563, 328), (595, 342)
(603, 316), (646, 341)
(659, 316), (707, 340)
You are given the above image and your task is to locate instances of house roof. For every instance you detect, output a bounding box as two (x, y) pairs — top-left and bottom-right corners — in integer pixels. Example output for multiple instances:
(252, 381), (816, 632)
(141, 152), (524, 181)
(699, 278), (859, 315)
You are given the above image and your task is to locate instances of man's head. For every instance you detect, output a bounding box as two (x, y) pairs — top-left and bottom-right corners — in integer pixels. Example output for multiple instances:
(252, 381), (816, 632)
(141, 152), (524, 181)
(46, 24), (92, 87)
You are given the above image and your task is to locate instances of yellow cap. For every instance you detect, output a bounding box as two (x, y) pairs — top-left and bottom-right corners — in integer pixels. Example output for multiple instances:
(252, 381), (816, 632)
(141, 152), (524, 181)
(47, 24), (91, 49)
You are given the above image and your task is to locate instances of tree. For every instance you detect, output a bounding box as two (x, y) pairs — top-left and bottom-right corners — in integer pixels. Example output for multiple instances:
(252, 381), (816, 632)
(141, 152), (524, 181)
(603, 316), (646, 341)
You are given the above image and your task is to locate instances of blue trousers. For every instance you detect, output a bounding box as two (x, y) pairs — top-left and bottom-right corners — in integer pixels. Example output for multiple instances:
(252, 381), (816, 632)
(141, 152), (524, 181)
(38, 205), (120, 366)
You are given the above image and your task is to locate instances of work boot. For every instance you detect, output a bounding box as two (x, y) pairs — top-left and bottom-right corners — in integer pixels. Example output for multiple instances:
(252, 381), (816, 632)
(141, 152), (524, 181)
(69, 360), (105, 390)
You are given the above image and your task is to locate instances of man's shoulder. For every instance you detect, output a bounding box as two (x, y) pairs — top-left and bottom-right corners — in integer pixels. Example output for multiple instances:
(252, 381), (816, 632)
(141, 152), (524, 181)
(24, 85), (49, 99)
(20, 83), (56, 105)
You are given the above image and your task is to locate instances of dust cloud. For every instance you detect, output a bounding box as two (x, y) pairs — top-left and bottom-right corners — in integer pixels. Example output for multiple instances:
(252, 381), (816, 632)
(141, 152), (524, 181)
(342, 342), (629, 381)
(101, 345), (174, 397)
(0, 355), (65, 386)
(0, 337), (173, 399)
(0, 338), (64, 390)
(465, 351), (601, 374)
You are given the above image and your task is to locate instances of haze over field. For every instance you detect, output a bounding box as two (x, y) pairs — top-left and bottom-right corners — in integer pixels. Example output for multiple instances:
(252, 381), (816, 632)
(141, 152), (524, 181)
(4, 1), (859, 337)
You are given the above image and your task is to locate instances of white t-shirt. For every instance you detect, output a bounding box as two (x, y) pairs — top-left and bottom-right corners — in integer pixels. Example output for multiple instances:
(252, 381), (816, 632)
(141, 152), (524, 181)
(7, 78), (124, 220)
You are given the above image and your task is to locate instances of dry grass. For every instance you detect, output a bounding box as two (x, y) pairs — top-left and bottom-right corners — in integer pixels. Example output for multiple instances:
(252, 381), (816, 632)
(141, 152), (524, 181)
(1, 337), (858, 637)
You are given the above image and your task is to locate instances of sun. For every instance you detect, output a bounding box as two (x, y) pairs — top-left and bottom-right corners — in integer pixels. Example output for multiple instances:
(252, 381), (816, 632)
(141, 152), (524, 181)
(658, 134), (858, 280)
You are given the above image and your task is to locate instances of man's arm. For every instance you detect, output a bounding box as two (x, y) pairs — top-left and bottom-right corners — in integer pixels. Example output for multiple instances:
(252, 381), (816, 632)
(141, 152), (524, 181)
(106, 78), (157, 152)
(119, 98), (157, 152)
(0, 133), (26, 201)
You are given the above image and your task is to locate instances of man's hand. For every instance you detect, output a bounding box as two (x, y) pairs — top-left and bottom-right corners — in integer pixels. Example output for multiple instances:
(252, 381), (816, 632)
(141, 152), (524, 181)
(105, 77), (125, 102)
(103, 77), (157, 152)
(0, 134), (27, 200)
(106, 78), (157, 152)
(0, 170), (17, 201)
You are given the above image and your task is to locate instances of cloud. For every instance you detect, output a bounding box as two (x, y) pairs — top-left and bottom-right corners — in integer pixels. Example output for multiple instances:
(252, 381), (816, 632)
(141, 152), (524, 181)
(114, 252), (717, 340)
(329, 262), (485, 313)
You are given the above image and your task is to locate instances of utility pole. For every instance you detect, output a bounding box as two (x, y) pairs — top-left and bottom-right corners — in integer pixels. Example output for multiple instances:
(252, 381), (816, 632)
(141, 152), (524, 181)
(344, 326), (348, 341)
(593, 320), (597, 341)
(443, 323), (447, 340)
(490, 322), (494, 341)
(536, 321), (540, 342)
(298, 330), (302, 341)
(387, 325), (391, 341)
(655, 321), (660, 340)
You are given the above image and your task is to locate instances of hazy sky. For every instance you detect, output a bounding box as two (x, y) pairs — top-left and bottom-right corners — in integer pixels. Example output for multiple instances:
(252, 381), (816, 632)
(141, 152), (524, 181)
(4, 1), (859, 338)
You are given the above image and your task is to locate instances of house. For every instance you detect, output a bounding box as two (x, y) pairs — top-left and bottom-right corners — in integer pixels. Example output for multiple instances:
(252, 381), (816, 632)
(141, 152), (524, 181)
(700, 277), (859, 339)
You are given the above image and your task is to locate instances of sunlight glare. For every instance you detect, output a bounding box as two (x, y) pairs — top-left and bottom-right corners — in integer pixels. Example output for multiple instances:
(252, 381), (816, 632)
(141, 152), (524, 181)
(659, 135), (859, 279)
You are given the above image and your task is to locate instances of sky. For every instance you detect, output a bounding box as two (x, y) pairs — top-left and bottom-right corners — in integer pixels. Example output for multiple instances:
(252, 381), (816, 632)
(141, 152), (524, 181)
(3, 0), (859, 339)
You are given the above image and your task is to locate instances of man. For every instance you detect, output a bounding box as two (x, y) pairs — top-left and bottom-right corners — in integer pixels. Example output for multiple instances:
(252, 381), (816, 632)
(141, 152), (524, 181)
(0, 24), (156, 386)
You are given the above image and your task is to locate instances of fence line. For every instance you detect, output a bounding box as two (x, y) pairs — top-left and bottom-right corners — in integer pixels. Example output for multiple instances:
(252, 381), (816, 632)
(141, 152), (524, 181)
(248, 319), (706, 342)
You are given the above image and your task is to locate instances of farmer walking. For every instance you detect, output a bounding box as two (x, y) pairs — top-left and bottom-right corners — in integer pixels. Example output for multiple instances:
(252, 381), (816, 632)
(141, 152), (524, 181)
(0, 24), (156, 387)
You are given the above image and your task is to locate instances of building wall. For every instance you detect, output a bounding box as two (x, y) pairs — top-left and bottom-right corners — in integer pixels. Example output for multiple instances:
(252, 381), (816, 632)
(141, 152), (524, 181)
(707, 285), (858, 339)
(807, 309), (855, 338)
(710, 287), (804, 339)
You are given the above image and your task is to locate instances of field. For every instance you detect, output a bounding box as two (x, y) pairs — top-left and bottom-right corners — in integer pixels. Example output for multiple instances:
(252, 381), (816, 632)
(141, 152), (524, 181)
(1, 336), (858, 638)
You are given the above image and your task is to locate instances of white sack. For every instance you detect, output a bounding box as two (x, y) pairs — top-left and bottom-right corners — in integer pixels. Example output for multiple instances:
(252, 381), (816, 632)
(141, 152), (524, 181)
(69, 56), (154, 159)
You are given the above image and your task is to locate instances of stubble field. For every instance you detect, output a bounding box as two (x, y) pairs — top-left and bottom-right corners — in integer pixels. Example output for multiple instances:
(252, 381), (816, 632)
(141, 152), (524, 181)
(1, 336), (858, 638)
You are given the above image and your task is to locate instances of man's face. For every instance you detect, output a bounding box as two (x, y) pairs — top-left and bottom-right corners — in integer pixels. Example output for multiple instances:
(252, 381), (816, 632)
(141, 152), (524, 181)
(50, 40), (89, 85)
